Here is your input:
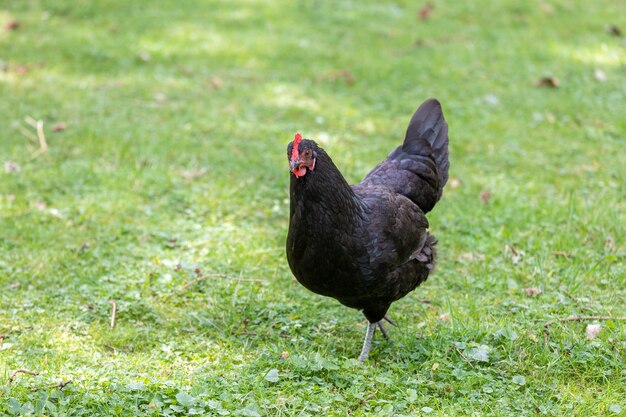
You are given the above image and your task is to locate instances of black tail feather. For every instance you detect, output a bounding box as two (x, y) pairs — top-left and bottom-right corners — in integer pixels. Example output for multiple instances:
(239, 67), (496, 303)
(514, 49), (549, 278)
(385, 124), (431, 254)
(360, 99), (450, 213)
(403, 99), (449, 193)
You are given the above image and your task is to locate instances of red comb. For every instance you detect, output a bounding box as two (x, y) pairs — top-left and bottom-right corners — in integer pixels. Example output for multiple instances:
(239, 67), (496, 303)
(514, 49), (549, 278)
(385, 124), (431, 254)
(291, 132), (302, 160)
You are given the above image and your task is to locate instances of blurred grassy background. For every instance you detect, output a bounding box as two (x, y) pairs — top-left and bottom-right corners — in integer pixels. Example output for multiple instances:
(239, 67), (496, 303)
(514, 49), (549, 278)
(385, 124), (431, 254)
(1, 0), (625, 415)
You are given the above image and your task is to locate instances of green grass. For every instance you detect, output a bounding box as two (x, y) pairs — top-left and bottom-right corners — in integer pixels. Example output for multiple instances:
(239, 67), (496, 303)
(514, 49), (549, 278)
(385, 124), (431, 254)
(1, 0), (625, 415)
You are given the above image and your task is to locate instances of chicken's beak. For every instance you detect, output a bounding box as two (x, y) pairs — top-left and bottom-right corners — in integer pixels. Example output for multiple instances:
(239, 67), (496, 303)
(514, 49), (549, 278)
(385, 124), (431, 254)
(290, 159), (307, 178)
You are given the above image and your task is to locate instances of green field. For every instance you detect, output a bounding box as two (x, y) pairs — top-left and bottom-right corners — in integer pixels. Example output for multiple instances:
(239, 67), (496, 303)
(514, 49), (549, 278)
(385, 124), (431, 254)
(1, 1), (625, 415)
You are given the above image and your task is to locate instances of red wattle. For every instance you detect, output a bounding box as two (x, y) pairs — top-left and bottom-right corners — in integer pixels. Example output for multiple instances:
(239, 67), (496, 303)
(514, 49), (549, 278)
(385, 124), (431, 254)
(292, 166), (307, 177)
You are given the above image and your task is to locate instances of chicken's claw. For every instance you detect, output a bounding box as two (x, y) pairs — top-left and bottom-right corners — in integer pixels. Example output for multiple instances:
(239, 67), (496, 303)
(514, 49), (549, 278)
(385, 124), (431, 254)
(383, 315), (397, 326)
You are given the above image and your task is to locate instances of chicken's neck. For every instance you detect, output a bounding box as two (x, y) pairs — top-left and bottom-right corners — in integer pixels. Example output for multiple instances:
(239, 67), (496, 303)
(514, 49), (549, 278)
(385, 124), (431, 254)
(289, 151), (363, 227)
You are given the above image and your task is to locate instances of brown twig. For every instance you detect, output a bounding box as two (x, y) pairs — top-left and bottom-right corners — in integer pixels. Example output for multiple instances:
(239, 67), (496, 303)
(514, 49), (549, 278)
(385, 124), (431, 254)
(230, 331), (291, 339)
(454, 346), (475, 369)
(30, 379), (73, 392)
(442, 344), (475, 369)
(103, 343), (129, 353)
(560, 289), (581, 303)
(159, 272), (263, 300)
(232, 331), (257, 336)
(0, 335), (4, 351)
(108, 300), (117, 328)
(607, 338), (626, 356)
(55, 379), (72, 390)
(183, 274), (263, 289)
(181, 273), (262, 290)
(9, 369), (39, 383)
(543, 316), (626, 343)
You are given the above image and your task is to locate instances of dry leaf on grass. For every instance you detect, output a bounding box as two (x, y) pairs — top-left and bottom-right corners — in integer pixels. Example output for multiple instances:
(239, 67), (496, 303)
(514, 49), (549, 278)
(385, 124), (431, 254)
(4, 20), (20, 31)
(438, 313), (451, 322)
(523, 287), (543, 297)
(14, 65), (30, 75)
(534, 76), (560, 88)
(316, 69), (355, 85)
(210, 76), (223, 89)
(52, 122), (68, 132)
(606, 25), (622, 37)
(504, 244), (524, 264)
(458, 252), (474, 261)
(180, 168), (207, 180)
(4, 161), (20, 173)
(419, 4), (433, 20)
(457, 252), (484, 261)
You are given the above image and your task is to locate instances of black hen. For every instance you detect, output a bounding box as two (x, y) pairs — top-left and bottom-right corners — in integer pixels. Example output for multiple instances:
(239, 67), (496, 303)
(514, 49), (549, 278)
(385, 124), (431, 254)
(286, 99), (449, 361)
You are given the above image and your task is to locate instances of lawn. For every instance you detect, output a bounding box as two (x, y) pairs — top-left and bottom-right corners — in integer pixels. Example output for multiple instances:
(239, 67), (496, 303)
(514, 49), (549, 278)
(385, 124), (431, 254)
(1, 0), (625, 415)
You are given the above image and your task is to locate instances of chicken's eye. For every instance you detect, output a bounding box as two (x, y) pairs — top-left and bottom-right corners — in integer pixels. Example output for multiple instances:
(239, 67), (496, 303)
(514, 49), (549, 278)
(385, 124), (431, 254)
(303, 149), (312, 158)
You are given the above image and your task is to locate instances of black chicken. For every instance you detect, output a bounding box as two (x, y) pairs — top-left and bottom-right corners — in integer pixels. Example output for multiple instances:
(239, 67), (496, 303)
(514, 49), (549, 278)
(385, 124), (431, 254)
(286, 99), (449, 361)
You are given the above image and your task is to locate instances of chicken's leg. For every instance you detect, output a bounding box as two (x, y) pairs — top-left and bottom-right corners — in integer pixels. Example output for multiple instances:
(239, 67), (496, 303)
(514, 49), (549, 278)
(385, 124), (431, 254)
(358, 322), (377, 362)
(359, 316), (398, 361)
